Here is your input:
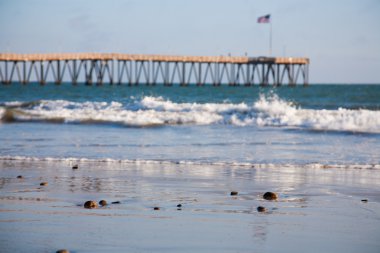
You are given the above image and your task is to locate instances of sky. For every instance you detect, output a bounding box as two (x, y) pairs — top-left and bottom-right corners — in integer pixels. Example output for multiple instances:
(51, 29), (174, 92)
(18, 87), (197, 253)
(0, 0), (379, 83)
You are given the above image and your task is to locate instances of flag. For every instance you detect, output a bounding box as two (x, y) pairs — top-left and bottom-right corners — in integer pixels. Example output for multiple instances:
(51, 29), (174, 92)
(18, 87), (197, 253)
(257, 14), (270, 23)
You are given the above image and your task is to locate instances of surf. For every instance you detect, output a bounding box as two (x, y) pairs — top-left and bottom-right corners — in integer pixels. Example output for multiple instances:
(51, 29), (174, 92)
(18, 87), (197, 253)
(1, 95), (380, 133)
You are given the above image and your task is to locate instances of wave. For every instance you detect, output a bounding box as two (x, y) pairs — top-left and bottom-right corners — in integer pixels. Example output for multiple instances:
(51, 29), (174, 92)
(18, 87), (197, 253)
(0, 155), (378, 170)
(1, 95), (380, 133)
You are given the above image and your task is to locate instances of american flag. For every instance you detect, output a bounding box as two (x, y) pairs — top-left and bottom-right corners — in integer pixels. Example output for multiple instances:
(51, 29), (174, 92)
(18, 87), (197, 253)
(257, 14), (270, 23)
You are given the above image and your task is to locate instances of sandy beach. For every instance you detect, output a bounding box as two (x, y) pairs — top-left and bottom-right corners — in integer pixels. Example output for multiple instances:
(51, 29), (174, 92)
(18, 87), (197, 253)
(1, 160), (379, 253)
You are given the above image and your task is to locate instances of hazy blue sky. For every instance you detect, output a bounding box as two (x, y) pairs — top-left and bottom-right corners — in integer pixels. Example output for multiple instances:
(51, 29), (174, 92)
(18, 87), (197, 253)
(0, 0), (379, 83)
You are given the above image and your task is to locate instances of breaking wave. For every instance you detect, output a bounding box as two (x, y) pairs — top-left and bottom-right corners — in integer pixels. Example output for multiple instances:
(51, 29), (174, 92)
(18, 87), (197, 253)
(1, 95), (380, 133)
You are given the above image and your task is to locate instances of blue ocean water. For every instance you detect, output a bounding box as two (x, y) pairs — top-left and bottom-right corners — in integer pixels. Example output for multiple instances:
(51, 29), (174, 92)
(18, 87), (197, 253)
(0, 83), (379, 165)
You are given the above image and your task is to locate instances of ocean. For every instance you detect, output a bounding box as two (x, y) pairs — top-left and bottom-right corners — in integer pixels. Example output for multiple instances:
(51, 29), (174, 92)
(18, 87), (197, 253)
(1, 84), (379, 165)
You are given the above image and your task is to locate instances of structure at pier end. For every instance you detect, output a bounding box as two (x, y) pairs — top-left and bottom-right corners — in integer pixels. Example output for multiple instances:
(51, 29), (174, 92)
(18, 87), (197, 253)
(0, 53), (309, 86)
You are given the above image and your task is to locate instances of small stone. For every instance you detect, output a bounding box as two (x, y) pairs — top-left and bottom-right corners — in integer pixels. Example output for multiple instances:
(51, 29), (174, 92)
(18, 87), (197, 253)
(99, 200), (107, 206)
(177, 204), (182, 208)
(17, 175), (23, 179)
(153, 207), (160, 210)
(230, 191), (238, 196)
(257, 206), (266, 212)
(72, 164), (78, 169)
(263, 192), (278, 200)
(40, 182), (48, 186)
(111, 201), (120, 204)
(56, 250), (70, 253)
(361, 199), (368, 203)
(84, 200), (98, 209)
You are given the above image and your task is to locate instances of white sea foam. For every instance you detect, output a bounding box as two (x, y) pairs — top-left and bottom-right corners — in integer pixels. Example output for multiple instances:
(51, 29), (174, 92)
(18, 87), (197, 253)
(253, 94), (380, 133)
(0, 155), (378, 170)
(1, 95), (380, 133)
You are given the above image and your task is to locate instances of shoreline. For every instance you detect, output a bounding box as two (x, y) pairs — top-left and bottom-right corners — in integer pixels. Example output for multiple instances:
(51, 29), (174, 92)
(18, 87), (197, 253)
(1, 160), (380, 252)
(1, 155), (380, 170)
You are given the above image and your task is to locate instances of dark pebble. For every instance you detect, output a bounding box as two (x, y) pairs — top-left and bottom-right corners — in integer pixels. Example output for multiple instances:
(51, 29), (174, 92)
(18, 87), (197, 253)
(72, 164), (78, 169)
(230, 191), (238, 196)
(111, 201), (121, 204)
(257, 206), (266, 212)
(99, 200), (107, 206)
(56, 250), (70, 253)
(263, 192), (278, 200)
(361, 199), (368, 203)
(153, 207), (160, 210)
(177, 204), (182, 208)
(84, 200), (98, 209)
(40, 182), (48, 186)
(17, 175), (23, 179)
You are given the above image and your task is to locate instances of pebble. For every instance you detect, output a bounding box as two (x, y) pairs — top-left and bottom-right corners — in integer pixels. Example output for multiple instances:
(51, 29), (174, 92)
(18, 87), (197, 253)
(177, 204), (182, 208)
(99, 200), (107, 206)
(40, 182), (48, 186)
(56, 250), (70, 253)
(72, 164), (79, 169)
(361, 199), (368, 203)
(230, 191), (239, 196)
(17, 175), (23, 179)
(257, 206), (266, 212)
(263, 192), (278, 200)
(84, 200), (98, 209)
(153, 207), (160, 210)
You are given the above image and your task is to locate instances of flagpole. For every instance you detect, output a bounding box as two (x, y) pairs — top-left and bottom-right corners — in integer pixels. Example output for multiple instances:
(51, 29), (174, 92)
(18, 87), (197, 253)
(257, 14), (272, 56)
(269, 21), (272, 56)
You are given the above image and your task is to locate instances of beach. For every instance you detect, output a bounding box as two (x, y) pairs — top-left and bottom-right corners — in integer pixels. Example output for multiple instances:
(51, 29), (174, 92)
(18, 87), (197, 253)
(1, 159), (380, 252)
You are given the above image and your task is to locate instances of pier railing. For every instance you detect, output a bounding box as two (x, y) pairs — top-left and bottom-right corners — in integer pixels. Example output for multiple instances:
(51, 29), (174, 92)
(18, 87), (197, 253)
(0, 53), (309, 86)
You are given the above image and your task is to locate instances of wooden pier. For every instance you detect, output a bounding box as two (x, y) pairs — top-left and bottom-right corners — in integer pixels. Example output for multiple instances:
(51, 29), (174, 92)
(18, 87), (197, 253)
(0, 53), (309, 86)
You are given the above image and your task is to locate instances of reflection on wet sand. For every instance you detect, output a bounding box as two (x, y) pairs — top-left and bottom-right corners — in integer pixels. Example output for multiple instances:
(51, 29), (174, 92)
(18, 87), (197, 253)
(0, 160), (380, 253)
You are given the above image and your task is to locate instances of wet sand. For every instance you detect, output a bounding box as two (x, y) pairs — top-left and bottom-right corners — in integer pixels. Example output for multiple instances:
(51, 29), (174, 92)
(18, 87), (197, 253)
(1, 160), (380, 253)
